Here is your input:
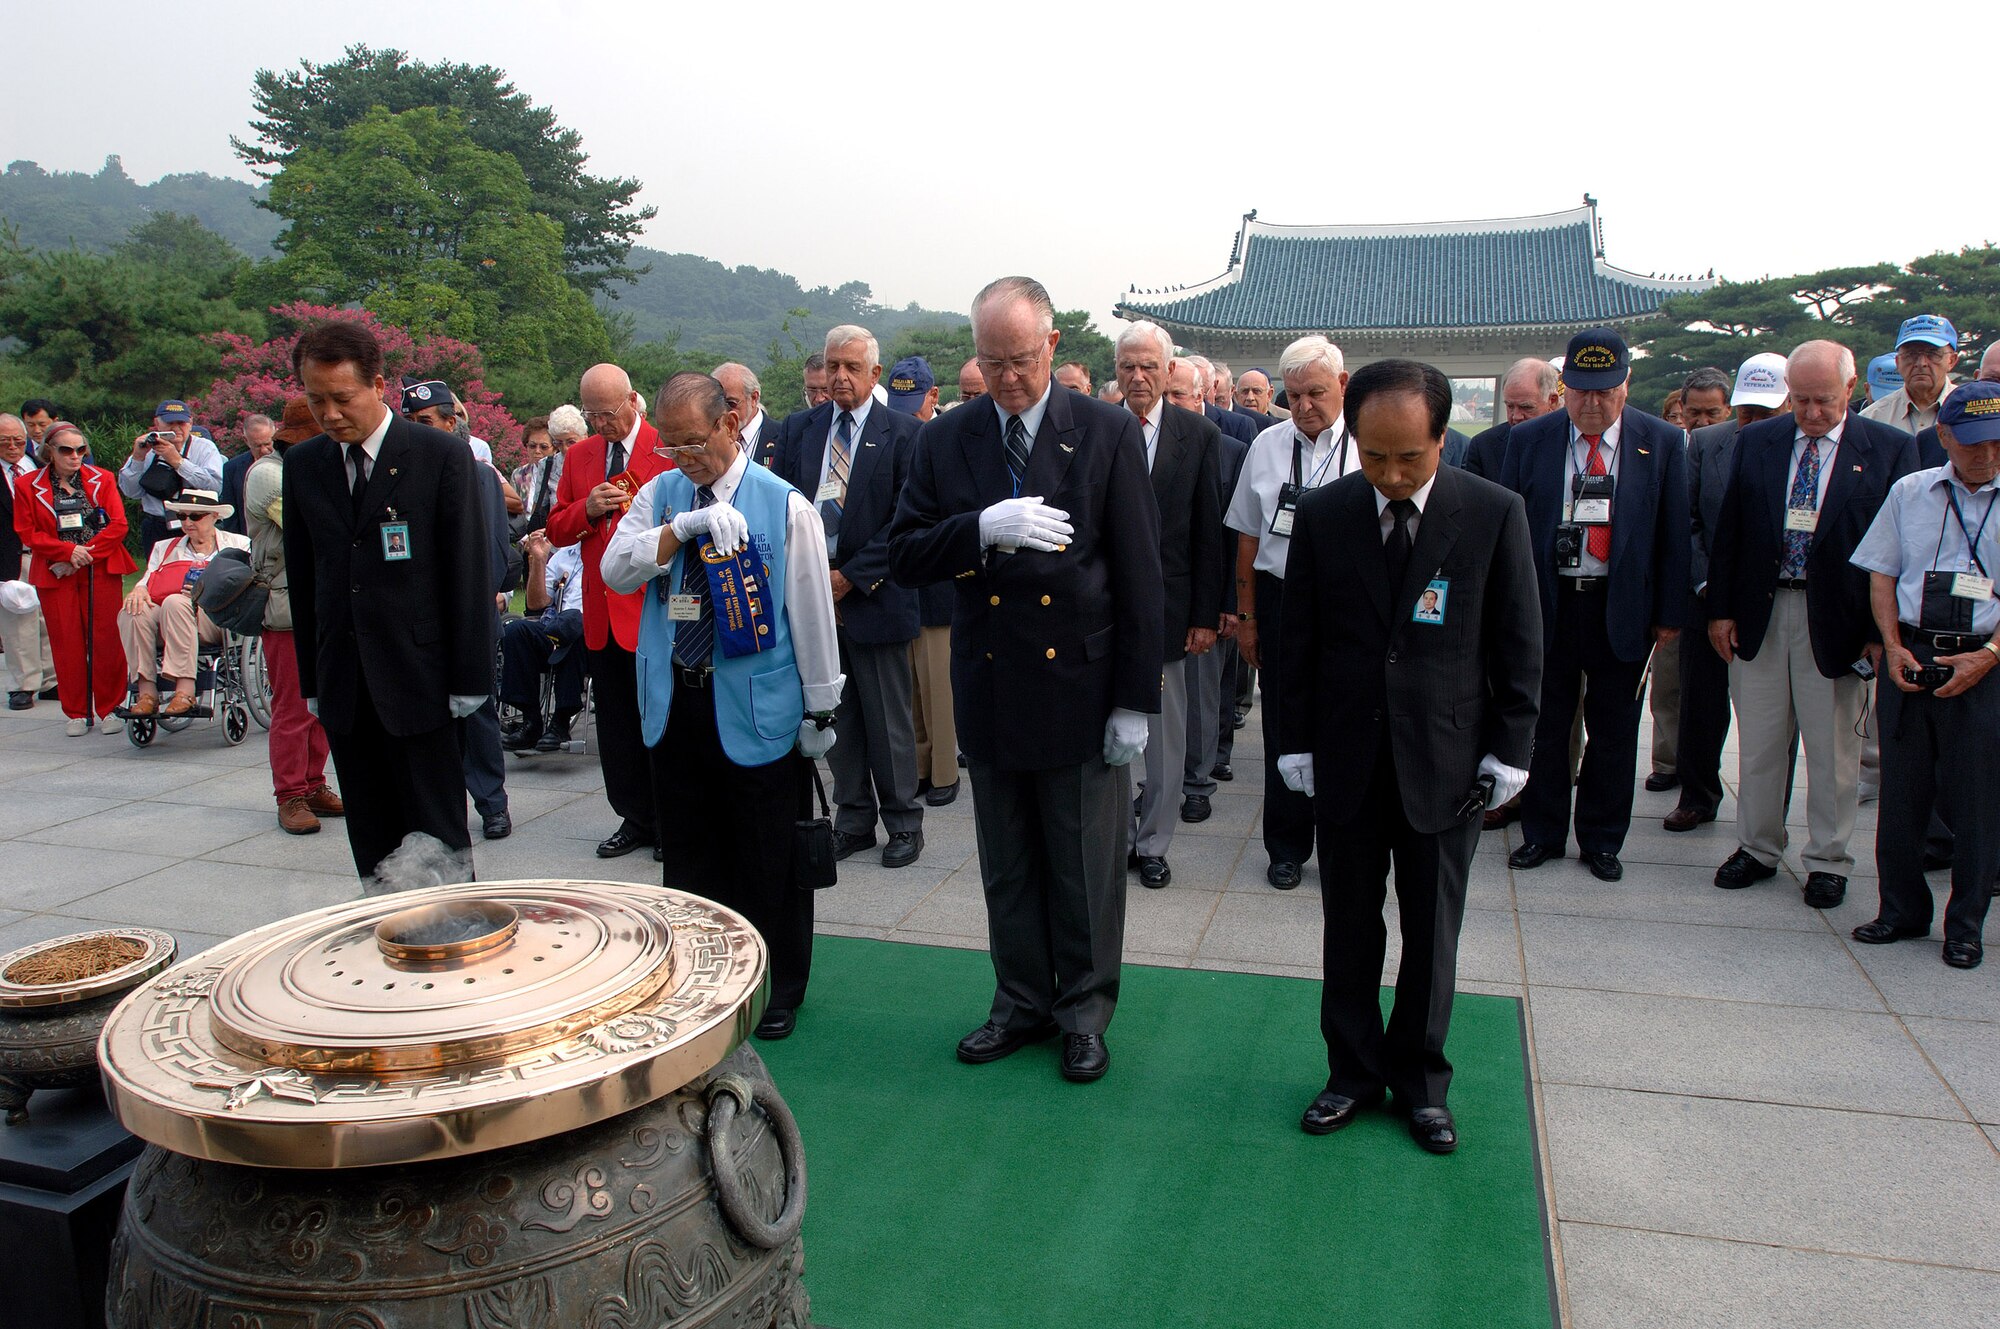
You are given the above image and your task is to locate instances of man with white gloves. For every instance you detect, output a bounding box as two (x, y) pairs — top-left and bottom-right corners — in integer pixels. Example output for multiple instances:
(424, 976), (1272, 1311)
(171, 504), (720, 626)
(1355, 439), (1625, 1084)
(890, 275), (1164, 1084)
(1277, 359), (1542, 1157)
(602, 372), (844, 1043)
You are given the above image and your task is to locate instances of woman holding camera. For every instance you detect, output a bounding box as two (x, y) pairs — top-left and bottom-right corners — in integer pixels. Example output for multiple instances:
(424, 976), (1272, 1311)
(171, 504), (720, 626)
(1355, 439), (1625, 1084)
(118, 489), (248, 718)
(10, 421), (134, 735)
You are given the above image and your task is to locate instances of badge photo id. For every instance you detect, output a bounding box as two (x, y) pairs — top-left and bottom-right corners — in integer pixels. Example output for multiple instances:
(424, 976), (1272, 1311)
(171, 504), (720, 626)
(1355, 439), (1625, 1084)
(1413, 578), (1449, 625)
(379, 521), (412, 561)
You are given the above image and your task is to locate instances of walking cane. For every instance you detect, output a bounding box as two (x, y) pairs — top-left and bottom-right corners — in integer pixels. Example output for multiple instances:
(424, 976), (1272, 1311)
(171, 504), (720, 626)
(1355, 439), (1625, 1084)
(83, 540), (97, 732)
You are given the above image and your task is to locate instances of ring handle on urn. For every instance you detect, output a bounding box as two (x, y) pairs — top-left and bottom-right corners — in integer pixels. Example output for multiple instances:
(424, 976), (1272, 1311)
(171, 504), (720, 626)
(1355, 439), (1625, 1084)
(705, 1072), (807, 1248)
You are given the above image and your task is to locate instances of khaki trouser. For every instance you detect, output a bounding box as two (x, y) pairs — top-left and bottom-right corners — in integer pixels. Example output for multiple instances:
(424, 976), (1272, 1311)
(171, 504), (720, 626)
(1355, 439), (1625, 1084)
(909, 625), (957, 788)
(1728, 589), (1863, 874)
(1648, 639), (1681, 774)
(0, 598), (52, 692)
(119, 592), (224, 685)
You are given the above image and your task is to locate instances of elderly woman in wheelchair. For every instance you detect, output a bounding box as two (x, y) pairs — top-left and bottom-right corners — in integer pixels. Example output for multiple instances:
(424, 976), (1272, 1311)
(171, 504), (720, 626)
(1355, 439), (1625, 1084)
(117, 489), (248, 716)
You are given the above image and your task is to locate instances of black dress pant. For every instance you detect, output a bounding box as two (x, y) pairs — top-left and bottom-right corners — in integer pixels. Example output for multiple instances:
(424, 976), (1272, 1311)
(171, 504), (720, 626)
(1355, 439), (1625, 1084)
(1256, 571), (1314, 865)
(588, 642), (657, 840)
(325, 685), (472, 880)
(649, 681), (816, 1010)
(1319, 742), (1478, 1108)
(1674, 591), (1731, 816)
(1522, 582), (1647, 856)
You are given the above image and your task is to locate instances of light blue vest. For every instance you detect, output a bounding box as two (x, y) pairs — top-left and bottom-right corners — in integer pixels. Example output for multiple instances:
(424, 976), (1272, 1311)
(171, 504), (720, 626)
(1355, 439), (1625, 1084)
(637, 463), (803, 766)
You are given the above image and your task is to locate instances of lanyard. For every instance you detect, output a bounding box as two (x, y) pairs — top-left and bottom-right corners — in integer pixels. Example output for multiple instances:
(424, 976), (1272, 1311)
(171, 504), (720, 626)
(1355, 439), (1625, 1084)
(1290, 428), (1346, 491)
(1933, 481), (1999, 578)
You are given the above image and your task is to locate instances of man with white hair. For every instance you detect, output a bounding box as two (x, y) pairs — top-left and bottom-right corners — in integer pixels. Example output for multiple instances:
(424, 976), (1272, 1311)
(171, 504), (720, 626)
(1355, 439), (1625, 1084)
(1189, 356), (1258, 446)
(715, 362), (780, 469)
(219, 413), (276, 537)
(1055, 362), (1093, 395)
(1181, 357), (1252, 811)
(1706, 342), (1918, 907)
(1465, 358), (1563, 480)
(1863, 315), (1959, 436)
(1227, 335), (1361, 889)
(774, 325), (926, 868)
(0, 412), (55, 708)
(1118, 332), (1224, 887)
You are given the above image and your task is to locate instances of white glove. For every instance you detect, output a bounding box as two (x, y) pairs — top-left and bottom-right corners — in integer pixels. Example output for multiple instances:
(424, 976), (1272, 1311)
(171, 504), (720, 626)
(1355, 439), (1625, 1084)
(1479, 753), (1530, 808)
(1102, 707), (1149, 766)
(449, 694), (486, 719)
(978, 495), (1073, 553)
(305, 697), (318, 718)
(1278, 753), (1315, 797)
(797, 720), (836, 759)
(670, 501), (749, 557)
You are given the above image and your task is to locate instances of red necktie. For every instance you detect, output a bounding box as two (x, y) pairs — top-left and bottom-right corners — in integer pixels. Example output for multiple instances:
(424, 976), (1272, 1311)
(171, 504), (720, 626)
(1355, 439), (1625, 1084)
(1584, 435), (1611, 562)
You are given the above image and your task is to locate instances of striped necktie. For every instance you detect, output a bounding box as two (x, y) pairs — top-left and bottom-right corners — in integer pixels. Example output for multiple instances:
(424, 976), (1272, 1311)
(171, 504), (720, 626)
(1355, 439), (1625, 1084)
(670, 485), (717, 668)
(821, 410), (853, 538)
(1004, 415), (1030, 489)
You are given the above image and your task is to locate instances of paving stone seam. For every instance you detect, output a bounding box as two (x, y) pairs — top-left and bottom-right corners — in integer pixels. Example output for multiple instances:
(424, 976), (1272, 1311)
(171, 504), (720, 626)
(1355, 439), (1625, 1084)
(1558, 1218), (2000, 1277)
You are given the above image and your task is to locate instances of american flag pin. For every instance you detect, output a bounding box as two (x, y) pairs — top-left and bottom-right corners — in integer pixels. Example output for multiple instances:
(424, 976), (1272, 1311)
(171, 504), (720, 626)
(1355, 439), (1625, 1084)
(1852, 464), (1863, 472)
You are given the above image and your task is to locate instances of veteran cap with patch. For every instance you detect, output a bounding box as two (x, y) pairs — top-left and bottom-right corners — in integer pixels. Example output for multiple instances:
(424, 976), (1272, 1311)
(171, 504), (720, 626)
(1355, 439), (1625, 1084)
(1561, 328), (1629, 391)
(1938, 381), (2000, 445)
(884, 356), (935, 415)
(1731, 352), (1789, 409)
(1895, 314), (1958, 351)
(154, 399), (193, 423)
(1866, 354), (1903, 401)
(400, 378), (453, 416)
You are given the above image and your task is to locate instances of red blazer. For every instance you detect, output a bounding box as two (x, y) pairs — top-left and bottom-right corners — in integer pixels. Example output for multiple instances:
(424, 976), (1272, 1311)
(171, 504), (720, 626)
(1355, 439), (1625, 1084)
(545, 421), (671, 651)
(13, 464), (137, 587)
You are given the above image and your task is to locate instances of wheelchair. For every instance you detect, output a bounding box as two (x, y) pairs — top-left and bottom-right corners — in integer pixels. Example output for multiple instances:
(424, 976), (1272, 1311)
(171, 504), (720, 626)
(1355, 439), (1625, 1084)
(119, 629), (256, 748)
(495, 613), (593, 758)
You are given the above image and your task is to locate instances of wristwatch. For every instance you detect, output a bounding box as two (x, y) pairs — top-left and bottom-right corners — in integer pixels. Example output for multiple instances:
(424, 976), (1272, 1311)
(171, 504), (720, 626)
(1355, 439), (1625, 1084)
(805, 711), (837, 731)
(1983, 642), (2000, 662)
(1237, 613), (1256, 623)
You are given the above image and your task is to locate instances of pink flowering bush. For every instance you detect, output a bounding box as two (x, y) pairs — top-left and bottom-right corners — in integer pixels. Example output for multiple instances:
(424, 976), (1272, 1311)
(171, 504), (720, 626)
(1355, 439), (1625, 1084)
(192, 302), (525, 469)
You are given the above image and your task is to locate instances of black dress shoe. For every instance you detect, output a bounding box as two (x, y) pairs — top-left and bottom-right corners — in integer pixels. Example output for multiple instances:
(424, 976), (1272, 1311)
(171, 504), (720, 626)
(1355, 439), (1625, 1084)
(1406, 1106), (1459, 1155)
(1922, 851), (1954, 872)
(1137, 856), (1171, 888)
(1802, 872), (1846, 909)
(915, 777), (932, 797)
(502, 722), (542, 752)
(1942, 940), (1983, 970)
(956, 1020), (1058, 1064)
(1060, 1032), (1109, 1082)
(753, 1007), (797, 1040)
(830, 829), (876, 862)
(1644, 772), (1680, 793)
(924, 781), (960, 807)
(1851, 919), (1927, 944)
(596, 828), (650, 858)
(1267, 860), (1303, 890)
(653, 844), (664, 862)
(6, 691), (29, 710)
(1231, 711), (1248, 731)
(535, 720), (570, 753)
(1180, 794), (1211, 823)
(1663, 805), (1716, 832)
(1300, 1087), (1383, 1135)
(1582, 851), (1622, 882)
(882, 830), (923, 868)
(482, 812), (512, 840)
(1714, 848), (1777, 889)
(37, 684), (58, 700)
(1508, 842), (1562, 870)
(1211, 763), (1234, 781)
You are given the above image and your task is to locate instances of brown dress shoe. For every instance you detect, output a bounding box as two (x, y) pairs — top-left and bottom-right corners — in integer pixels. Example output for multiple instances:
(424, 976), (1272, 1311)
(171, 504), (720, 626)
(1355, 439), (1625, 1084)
(278, 798), (321, 835)
(162, 693), (196, 716)
(1482, 802), (1520, 831)
(304, 784), (346, 817)
(1663, 806), (1716, 833)
(128, 694), (159, 716)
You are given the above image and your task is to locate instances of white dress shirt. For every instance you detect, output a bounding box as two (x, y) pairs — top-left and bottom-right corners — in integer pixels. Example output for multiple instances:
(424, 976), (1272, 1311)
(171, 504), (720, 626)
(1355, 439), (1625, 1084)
(541, 543), (586, 615)
(742, 410), (766, 456)
(991, 382), (1054, 464)
(346, 410), (394, 491)
(1226, 415), (1357, 576)
(600, 448), (845, 713)
(1128, 400), (1163, 471)
(1374, 471), (1439, 543)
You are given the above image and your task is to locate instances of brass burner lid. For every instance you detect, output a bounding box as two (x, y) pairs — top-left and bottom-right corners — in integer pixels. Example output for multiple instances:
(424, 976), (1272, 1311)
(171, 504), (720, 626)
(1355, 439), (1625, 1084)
(98, 882), (766, 1169)
(0, 927), (177, 1009)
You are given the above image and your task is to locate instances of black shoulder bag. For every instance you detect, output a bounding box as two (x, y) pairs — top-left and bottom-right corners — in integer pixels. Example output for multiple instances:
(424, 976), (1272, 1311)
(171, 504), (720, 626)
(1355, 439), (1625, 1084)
(793, 765), (837, 891)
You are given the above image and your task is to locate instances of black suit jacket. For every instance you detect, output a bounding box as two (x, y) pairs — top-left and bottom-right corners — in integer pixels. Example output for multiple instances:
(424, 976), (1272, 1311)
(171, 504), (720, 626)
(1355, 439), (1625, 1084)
(1144, 403), (1225, 661)
(1708, 411), (1918, 677)
(282, 415), (495, 737)
(776, 401), (920, 644)
(744, 410), (785, 470)
(0, 464), (26, 574)
(1462, 423), (1511, 480)
(1500, 406), (1690, 662)
(1215, 428), (1249, 615)
(1234, 407), (1280, 433)
(1687, 418), (1741, 595)
(889, 385), (1163, 770)
(1280, 467), (1542, 834)
(1204, 402), (1258, 446)
(1916, 425), (1946, 469)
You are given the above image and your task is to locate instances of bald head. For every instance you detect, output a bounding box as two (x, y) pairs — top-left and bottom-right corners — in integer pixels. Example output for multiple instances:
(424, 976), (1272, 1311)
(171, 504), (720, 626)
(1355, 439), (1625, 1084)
(1980, 343), (2000, 383)
(1786, 340), (1857, 436)
(958, 358), (986, 401)
(579, 363), (639, 442)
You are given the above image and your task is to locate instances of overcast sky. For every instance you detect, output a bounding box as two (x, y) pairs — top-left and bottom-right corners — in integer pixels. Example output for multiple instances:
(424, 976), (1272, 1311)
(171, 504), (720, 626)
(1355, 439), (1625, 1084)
(10, 1), (1990, 337)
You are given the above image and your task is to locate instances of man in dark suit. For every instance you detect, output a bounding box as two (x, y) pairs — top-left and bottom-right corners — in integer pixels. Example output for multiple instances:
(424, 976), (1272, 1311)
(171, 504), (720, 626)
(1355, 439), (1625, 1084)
(716, 362), (783, 470)
(776, 326), (926, 868)
(1279, 359), (1541, 1154)
(0, 412), (55, 709)
(890, 276), (1163, 1084)
(1707, 342), (1918, 908)
(282, 322), (494, 880)
(546, 363), (672, 859)
(1192, 356), (1259, 447)
(1116, 333), (1223, 886)
(1465, 357), (1563, 481)
(1666, 353), (1789, 831)
(1184, 364), (1250, 811)
(218, 414), (275, 538)
(1501, 328), (1689, 881)
(1233, 368), (1282, 432)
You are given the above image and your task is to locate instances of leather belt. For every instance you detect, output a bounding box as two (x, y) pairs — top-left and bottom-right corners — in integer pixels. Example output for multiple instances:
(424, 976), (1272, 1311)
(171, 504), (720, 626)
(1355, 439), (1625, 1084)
(1775, 578), (1809, 590)
(1559, 576), (1607, 592)
(673, 663), (713, 690)
(1901, 625), (1985, 654)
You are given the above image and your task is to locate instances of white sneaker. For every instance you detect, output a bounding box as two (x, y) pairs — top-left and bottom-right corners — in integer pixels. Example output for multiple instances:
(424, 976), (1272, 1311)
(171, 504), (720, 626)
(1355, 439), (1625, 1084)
(99, 715), (123, 734)
(65, 717), (87, 737)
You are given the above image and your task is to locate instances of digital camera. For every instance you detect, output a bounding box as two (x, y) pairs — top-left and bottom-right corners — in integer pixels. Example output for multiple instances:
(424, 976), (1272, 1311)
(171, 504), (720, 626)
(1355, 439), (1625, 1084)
(50, 486), (108, 544)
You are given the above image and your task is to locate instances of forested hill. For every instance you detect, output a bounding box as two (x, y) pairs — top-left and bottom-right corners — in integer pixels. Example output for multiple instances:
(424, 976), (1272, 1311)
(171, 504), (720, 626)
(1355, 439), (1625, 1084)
(0, 157), (282, 255)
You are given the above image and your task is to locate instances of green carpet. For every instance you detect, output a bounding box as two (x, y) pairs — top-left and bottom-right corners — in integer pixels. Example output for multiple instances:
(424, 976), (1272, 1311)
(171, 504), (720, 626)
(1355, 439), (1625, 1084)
(758, 936), (1556, 1329)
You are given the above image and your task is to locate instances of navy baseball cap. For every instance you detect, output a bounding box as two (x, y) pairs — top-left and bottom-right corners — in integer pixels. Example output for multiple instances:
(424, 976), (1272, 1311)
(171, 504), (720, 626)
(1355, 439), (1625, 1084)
(1561, 328), (1630, 391)
(154, 399), (192, 422)
(884, 357), (935, 414)
(1866, 354), (1903, 398)
(1939, 382), (2000, 445)
(1895, 314), (1958, 351)
(401, 379), (453, 416)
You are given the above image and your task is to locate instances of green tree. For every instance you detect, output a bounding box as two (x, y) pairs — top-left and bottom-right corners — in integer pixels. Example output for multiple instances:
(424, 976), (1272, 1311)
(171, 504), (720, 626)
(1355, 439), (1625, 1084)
(886, 309), (1118, 403)
(235, 44), (652, 293)
(116, 212), (248, 298)
(254, 105), (610, 389)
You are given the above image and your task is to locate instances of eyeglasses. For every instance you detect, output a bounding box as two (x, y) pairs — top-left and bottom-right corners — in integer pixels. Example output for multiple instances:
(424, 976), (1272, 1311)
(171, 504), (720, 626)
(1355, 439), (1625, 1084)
(975, 353), (1043, 377)
(653, 444), (711, 462)
(580, 407), (625, 423)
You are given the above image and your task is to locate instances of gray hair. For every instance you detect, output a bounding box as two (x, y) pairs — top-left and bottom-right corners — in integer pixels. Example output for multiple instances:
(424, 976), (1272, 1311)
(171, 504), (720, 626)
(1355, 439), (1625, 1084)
(243, 413), (275, 433)
(1170, 357), (1202, 391)
(1789, 339), (1857, 382)
(1278, 335), (1345, 382)
(0, 413), (21, 433)
(547, 404), (588, 441)
(972, 276), (1056, 336)
(823, 326), (880, 370)
(1117, 320), (1175, 364)
(1681, 366), (1731, 398)
(1504, 356), (1560, 398)
(657, 372), (730, 428)
(713, 362), (762, 397)
(1186, 355), (1214, 392)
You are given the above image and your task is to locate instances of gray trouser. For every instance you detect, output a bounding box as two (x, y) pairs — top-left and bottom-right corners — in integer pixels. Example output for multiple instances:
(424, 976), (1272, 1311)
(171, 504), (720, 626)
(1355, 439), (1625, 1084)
(1133, 657), (1189, 856)
(830, 631), (923, 836)
(0, 602), (52, 692)
(1184, 642), (1224, 798)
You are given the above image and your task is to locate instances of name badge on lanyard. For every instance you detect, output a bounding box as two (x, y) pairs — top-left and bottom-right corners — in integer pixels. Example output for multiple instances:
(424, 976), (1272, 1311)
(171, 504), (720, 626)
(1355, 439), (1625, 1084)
(380, 521), (412, 561)
(1785, 508), (1818, 533)
(1952, 572), (1993, 601)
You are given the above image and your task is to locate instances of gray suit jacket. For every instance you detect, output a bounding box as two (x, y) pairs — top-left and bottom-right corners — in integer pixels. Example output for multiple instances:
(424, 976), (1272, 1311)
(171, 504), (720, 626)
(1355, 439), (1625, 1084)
(1687, 419), (1739, 595)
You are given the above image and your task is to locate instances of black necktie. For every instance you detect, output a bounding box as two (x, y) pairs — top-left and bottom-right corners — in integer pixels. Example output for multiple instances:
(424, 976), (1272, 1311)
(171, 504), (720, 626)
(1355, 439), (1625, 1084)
(607, 437), (626, 478)
(671, 485), (718, 668)
(1385, 498), (1416, 589)
(1004, 415), (1030, 488)
(347, 444), (370, 523)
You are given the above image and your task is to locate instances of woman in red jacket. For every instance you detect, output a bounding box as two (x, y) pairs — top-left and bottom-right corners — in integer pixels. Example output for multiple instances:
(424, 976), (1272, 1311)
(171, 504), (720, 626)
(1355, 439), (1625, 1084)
(12, 422), (135, 734)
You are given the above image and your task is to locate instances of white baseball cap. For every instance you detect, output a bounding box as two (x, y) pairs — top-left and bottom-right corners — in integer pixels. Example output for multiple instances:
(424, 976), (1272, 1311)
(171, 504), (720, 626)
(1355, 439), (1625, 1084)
(1731, 353), (1789, 409)
(0, 581), (38, 616)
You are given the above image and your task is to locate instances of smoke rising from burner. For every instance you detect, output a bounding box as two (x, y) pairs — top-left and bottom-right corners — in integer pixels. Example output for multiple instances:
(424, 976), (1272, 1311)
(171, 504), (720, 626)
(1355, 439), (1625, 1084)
(366, 833), (475, 897)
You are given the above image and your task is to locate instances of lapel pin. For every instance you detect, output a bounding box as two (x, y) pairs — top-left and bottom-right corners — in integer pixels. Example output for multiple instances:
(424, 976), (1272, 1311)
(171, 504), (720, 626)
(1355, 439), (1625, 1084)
(389, 468), (399, 476)
(1058, 442), (1074, 453)
(1637, 448), (1650, 456)
(1851, 464), (1862, 472)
